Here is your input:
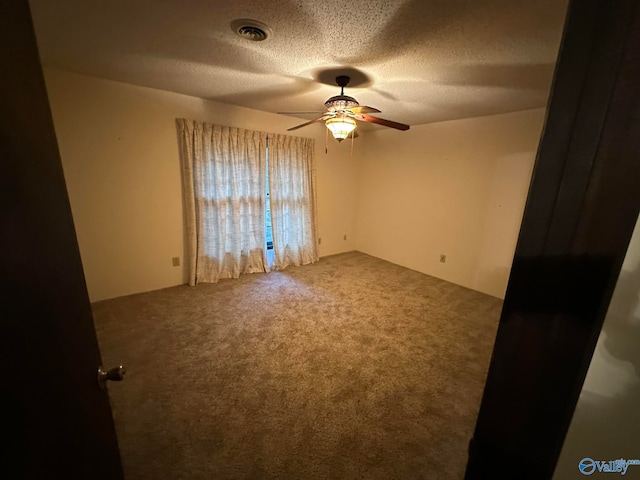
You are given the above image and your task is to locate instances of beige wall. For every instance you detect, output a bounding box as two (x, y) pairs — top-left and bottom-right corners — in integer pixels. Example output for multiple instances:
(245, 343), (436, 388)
(44, 69), (360, 301)
(45, 69), (544, 302)
(355, 109), (545, 298)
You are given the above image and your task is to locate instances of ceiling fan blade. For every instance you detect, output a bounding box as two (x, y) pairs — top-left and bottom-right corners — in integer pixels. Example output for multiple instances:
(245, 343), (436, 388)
(286, 116), (325, 131)
(349, 106), (381, 114)
(357, 113), (410, 131)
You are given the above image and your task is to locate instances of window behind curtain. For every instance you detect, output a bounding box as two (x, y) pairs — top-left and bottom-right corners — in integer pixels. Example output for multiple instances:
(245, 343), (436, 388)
(268, 134), (319, 269)
(177, 120), (318, 284)
(177, 120), (268, 285)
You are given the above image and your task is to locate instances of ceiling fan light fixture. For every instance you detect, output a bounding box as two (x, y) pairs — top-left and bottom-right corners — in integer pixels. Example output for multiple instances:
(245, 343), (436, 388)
(281, 75), (409, 136)
(325, 116), (356, 142)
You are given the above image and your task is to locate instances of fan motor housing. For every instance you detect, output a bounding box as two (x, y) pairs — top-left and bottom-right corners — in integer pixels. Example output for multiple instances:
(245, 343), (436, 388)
(325, 95), (359, 112)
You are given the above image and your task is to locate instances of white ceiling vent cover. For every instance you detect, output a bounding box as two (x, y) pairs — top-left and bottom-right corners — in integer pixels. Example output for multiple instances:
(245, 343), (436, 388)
(231, 19), (272, 42)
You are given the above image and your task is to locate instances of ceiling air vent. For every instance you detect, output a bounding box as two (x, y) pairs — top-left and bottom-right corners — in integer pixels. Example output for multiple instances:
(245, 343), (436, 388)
(231, 19), (272, 42)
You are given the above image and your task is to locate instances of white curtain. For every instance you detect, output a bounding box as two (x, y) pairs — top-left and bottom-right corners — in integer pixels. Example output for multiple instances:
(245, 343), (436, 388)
(176, 119), (268, 285)
(268, 134), (319, 269)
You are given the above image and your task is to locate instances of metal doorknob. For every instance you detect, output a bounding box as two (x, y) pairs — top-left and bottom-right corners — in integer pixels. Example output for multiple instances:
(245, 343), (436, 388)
(97, 365), (126, 389)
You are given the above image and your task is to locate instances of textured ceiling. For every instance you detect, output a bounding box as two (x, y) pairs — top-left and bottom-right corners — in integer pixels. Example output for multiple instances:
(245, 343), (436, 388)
(29, 0), (568, 128)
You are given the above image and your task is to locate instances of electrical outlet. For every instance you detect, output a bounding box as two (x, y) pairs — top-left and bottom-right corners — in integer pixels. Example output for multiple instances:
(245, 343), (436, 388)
(440, 254), (446, 263)
(318, 237), (322, 245)
(343, 234), (347, 240)
(172, 257), (180, 267)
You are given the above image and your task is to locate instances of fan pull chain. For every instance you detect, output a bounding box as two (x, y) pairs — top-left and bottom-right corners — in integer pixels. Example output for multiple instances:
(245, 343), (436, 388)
(325, 126), (329, 154)
(350, 129), (354, 155)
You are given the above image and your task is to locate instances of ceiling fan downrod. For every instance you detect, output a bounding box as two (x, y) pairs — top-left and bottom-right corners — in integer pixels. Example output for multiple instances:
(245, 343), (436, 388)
(336, 75), (350, 96)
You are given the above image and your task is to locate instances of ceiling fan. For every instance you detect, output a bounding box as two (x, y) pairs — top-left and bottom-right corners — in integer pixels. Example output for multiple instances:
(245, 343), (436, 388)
(278, 75), (410, 142)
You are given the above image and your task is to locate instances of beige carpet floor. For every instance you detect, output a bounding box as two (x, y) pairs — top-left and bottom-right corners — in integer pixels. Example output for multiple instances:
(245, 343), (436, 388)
(93, 251), (502, 480)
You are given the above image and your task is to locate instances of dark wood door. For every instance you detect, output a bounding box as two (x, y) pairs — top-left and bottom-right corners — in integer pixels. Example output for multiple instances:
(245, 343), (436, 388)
(0, 1), (124, 479)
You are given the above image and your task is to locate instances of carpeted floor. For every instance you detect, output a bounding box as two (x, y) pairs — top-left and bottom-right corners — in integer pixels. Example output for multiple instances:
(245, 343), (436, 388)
(93, 251), (502, 480)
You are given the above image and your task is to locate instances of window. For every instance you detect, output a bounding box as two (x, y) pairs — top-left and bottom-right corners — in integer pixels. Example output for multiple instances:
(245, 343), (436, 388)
(176, 119), (319, 284)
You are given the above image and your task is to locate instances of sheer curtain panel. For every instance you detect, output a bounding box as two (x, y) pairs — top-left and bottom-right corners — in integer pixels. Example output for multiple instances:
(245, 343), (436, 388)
(268, 134), (319, 269)
(176, 119), (268, 285)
